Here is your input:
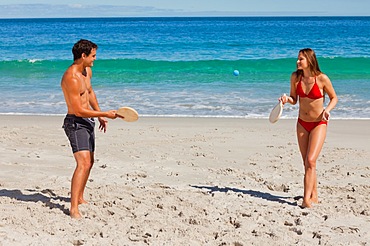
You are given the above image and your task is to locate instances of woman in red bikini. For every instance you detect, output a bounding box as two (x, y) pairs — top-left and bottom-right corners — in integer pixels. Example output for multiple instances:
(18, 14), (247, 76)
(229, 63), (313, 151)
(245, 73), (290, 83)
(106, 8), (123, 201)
(280, 48), (338, 208)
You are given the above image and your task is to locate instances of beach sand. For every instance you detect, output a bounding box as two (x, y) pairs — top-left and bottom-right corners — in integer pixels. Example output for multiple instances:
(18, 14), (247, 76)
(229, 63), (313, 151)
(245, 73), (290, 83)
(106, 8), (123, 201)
(0, 115), (369, 245)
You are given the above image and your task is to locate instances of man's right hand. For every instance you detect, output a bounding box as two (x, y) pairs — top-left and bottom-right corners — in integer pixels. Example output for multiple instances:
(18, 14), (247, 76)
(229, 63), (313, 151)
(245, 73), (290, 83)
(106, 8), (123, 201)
(105, 110), (118, 119)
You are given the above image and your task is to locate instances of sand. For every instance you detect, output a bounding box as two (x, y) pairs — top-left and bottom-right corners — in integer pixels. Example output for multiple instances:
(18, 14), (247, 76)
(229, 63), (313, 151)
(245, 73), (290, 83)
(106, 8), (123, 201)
(0, 115), (369, 245)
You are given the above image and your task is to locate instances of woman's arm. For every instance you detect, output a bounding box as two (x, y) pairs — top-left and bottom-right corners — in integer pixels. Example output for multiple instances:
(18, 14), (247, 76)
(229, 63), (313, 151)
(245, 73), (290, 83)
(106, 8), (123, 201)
(320, 74), (338, 120)
(280, 72), (298, 105)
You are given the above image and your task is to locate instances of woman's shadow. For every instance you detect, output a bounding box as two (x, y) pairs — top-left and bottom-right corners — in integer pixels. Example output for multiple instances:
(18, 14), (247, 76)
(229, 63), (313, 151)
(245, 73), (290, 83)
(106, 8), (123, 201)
(0, 188), (70, 215)
(191, 185), (298, 206)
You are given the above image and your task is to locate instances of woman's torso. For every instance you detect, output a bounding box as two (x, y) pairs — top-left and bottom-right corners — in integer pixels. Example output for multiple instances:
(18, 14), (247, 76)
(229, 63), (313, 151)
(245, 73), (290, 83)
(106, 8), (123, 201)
(296, 74), (325, 122)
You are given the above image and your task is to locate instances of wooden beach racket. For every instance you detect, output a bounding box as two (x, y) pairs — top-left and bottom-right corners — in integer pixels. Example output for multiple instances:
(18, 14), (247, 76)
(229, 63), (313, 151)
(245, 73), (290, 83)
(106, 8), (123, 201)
(269, 101), (283, 124)
(116, 107), (139, 122)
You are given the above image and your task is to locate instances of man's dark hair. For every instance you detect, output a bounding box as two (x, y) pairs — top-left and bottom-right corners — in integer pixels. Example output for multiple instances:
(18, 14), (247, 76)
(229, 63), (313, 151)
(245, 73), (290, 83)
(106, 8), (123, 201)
(72, 39), (98, 61)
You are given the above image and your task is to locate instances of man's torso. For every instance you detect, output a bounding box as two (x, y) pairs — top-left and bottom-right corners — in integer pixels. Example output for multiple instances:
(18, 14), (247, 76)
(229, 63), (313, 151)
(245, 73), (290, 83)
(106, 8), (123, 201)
(61, 66), (92, 115)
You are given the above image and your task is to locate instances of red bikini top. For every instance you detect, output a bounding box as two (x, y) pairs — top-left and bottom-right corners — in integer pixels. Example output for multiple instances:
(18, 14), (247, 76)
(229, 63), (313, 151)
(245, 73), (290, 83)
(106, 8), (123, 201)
(296, 76), (323, 99)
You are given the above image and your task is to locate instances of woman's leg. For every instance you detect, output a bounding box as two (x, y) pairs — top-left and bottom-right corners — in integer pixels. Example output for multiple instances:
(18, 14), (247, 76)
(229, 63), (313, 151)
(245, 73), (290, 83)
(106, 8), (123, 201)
(305, 124), (327, 205)
(296, 122), (310, 206)
(297, 121), (327, 207)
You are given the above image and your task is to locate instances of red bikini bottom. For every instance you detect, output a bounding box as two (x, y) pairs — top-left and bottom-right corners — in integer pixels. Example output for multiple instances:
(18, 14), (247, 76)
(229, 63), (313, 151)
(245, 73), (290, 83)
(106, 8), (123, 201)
(298, 118), (327, 133)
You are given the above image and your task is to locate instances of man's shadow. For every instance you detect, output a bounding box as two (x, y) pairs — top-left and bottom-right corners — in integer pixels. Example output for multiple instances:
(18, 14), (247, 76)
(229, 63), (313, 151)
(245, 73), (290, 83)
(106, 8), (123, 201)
(0, 188), (70, 215)
(191, 185), (297, 206)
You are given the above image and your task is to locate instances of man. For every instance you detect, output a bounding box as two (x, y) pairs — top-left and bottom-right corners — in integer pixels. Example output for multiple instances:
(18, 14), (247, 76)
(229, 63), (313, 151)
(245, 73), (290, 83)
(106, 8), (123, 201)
(61, 39), (117, 219)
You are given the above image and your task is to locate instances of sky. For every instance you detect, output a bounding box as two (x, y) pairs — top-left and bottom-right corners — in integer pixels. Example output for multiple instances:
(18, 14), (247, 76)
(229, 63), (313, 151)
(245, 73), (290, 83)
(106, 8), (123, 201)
(0, 0), (369, 18)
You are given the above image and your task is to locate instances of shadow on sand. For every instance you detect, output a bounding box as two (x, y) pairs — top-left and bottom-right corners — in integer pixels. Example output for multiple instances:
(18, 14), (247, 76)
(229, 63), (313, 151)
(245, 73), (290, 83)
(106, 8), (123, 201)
(0, 188), (70, 215)
(191, 185), (297, 206)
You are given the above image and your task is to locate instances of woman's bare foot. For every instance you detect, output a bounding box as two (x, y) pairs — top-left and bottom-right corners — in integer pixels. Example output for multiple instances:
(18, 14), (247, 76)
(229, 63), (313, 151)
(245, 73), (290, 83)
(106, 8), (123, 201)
(70, 209), (82, 219)
(311, 198), (319, 204)
(301, 199), (312, 208)
(78, 198), (88, 205)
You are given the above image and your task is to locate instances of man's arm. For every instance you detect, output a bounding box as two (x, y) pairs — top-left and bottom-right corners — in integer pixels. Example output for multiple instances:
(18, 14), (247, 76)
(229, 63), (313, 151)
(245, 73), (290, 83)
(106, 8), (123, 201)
(86, 67), (101, 112)
(88, 87), (102, 112)
(89, 86), (110, 132)
(63, 75), (115, 119)
(85, 67), (111, 132)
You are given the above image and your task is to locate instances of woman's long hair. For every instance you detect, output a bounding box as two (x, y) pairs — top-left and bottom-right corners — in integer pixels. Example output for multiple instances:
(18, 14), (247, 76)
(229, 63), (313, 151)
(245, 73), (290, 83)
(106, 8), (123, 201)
(296, 48), (322, 78)
(296, 48), (325, 100)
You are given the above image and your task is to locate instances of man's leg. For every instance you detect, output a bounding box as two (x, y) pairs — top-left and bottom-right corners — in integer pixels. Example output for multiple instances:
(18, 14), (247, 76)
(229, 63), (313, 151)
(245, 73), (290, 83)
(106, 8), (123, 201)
(70, 150), (93, 219)
(78, 152), (95, 205)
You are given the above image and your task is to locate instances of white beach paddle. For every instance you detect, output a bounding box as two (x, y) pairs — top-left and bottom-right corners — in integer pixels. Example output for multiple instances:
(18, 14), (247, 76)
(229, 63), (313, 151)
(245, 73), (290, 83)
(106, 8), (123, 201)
(269, 95), (284, 124)
(116, 107), (139, 122)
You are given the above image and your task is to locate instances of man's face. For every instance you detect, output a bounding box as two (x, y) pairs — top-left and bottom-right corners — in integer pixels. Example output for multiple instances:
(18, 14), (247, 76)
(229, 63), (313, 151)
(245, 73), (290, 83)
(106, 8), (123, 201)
(83, 48), (97, 67)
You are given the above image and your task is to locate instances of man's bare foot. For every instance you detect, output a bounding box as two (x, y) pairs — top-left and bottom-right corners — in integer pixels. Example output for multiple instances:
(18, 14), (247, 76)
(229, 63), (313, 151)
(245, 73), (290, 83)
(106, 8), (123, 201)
(301, 200), (312, 208)
(70, 210), (82, 219)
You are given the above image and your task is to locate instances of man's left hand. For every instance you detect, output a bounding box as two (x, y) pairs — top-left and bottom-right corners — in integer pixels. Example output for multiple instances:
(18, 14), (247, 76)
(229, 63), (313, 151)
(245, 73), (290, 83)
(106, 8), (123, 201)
(98, 117), (108, 132)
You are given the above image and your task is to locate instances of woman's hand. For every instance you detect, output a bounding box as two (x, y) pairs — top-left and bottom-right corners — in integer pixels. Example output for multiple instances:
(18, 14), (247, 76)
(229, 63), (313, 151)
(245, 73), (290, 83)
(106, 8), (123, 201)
(322, 109), (330, 121)
(279, 94), (289, 105)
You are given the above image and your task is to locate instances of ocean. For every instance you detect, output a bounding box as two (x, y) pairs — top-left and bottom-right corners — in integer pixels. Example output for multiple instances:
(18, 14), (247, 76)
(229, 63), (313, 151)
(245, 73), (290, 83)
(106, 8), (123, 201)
(0, 17), (369, 119)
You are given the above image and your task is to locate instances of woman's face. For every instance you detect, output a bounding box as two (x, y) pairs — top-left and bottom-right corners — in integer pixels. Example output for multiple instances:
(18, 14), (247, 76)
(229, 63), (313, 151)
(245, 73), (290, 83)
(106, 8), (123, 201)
(297, 53), (308, 70)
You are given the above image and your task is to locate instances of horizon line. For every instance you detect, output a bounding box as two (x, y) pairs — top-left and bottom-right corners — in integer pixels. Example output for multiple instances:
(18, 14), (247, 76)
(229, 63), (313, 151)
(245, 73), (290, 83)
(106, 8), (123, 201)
(1, 15), (370, 20)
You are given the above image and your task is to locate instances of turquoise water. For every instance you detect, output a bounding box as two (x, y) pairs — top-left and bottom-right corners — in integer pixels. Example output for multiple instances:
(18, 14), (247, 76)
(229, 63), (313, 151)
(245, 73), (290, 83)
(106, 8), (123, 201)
(0, 17), (369, 118)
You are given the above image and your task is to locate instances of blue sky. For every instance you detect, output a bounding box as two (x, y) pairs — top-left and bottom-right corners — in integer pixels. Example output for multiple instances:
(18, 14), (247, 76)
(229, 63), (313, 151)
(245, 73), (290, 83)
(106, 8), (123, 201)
(0, 0), (369, 18)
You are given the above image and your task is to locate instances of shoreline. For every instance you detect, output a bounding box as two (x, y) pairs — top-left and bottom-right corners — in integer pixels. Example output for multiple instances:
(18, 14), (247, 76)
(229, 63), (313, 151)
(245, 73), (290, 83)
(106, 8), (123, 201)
(1, 115), (369, 244)
(1, 113), (370, 120)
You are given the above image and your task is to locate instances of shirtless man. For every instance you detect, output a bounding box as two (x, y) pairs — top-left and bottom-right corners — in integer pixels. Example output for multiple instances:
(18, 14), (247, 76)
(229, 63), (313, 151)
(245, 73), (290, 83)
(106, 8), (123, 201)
(61, 39), (117, 218)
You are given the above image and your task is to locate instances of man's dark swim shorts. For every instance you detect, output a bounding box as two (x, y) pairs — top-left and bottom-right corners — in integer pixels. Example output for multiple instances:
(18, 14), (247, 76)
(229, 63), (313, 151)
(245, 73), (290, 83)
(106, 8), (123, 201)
(63, 114), (96, 153)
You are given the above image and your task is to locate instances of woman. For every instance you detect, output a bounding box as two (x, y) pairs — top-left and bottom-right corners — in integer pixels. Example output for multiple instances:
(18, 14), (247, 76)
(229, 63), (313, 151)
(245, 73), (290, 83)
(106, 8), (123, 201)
(280, 48), (338, 208)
